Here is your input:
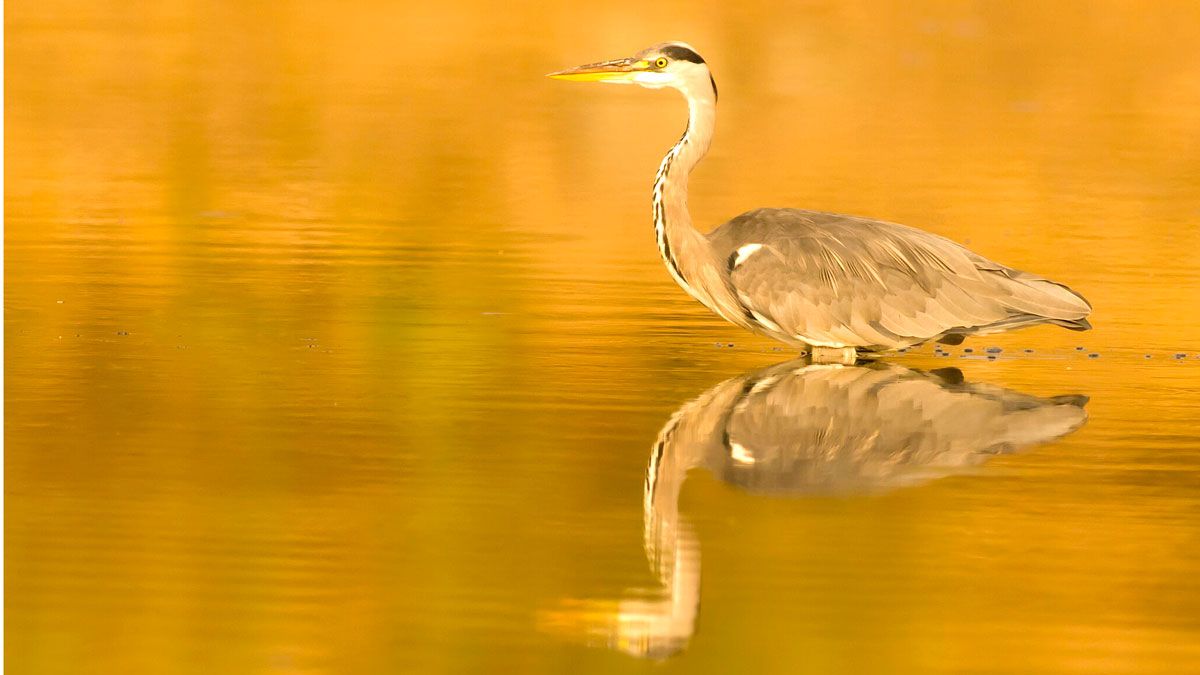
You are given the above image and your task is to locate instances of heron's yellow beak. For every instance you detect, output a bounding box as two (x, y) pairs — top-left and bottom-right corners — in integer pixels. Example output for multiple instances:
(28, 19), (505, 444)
(547, 57), (647, 83)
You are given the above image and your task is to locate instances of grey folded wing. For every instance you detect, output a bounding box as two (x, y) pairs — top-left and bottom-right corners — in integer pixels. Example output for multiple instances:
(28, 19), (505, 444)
(713, 209), (1091, 348)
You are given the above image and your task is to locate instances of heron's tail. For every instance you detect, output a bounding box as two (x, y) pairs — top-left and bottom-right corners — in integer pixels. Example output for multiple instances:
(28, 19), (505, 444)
(1050, 317), (1092, 331)
(942, 268), (1093, 339)
(978, 262), (1092, 325)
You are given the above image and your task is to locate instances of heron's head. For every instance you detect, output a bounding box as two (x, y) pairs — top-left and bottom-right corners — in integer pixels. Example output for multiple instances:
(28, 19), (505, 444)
(548, 42), (717, 103)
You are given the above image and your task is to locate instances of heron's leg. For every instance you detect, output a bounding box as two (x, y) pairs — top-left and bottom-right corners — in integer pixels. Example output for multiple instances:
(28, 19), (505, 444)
(810, 346), (858, 365)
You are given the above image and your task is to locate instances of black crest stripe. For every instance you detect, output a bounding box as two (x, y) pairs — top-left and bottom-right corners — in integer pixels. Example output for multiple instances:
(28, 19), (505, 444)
(660, 44), (705, 64)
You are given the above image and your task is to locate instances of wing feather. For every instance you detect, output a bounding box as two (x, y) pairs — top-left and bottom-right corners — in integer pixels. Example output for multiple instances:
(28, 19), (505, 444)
(711, 209), (1091, 349)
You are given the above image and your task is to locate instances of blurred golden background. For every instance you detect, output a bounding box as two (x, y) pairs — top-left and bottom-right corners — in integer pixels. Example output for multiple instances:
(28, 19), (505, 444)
(6, 1), (1200, 673)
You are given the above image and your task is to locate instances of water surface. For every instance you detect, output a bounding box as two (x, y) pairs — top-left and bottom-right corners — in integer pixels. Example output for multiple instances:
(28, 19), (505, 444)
(7, 2), (1200, 673)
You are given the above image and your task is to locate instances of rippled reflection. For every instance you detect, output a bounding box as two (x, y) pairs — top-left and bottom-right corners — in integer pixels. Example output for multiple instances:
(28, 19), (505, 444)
(543, 360), (1088, 658)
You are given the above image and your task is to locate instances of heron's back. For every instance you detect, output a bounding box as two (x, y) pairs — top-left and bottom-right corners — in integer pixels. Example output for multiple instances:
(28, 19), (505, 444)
(706, 208), (1091, 349)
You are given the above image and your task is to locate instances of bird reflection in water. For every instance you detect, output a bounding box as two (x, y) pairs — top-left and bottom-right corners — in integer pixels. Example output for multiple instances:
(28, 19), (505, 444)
(540, 359), (1088, 659)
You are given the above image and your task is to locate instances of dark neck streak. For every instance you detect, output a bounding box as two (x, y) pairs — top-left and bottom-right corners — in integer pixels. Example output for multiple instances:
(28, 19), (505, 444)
(652, 95), (716, 303)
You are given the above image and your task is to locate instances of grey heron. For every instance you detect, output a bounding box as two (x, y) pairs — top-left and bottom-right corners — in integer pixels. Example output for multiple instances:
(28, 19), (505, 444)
(549, 43), (1092, 358)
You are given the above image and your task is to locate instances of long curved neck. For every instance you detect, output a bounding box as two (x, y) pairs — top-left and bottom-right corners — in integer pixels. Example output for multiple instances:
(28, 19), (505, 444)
(653, 91), (717, 298)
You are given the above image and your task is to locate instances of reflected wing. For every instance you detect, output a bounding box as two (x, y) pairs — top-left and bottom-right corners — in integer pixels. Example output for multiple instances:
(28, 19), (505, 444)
(717, 209), (1090, 347)
(717, 362), (1088, 493)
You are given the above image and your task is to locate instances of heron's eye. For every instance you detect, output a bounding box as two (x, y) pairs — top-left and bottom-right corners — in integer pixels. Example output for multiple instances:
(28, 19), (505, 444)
(654, 57), (669, 69)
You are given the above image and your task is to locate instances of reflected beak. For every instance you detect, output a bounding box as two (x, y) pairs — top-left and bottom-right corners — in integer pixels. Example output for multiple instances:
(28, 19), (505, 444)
(547, 57), (644, 83)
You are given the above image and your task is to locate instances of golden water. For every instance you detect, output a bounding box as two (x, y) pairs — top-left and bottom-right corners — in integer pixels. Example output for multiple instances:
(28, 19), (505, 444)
(6, 2), (1200, 673)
